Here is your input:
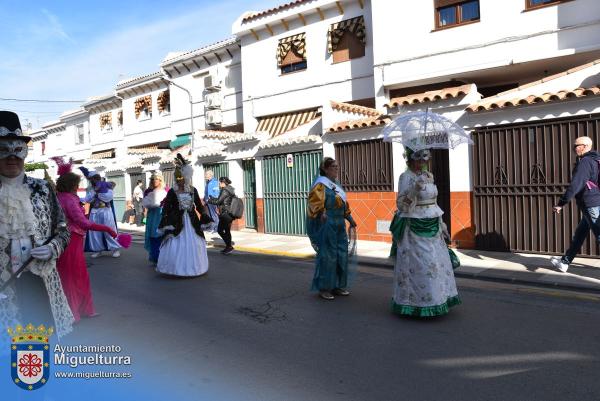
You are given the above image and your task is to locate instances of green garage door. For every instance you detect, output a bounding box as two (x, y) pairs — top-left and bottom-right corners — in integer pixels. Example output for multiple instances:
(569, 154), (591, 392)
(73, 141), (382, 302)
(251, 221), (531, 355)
(203, 162), (229, 181)
(242, 159), (257, 229)
(106, 174), (126, 221)
(262, 150), (322, 236)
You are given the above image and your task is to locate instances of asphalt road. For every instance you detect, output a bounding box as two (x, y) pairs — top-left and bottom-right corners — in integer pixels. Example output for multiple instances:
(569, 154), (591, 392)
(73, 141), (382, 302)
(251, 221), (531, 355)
(60, 238), (600, 401)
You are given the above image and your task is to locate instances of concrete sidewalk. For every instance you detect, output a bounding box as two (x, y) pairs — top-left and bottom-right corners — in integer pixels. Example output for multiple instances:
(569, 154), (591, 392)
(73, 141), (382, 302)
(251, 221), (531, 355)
(118, 223), (600, 293)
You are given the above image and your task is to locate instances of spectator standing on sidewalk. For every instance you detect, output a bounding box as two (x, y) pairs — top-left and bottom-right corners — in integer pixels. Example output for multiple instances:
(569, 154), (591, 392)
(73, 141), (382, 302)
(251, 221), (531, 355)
(209, 177), (236, 255)
(551, 136), (600, 273)
(203, 170), (220, 233)
(307, 157), (357, 300)
(132, 180), (145, 226)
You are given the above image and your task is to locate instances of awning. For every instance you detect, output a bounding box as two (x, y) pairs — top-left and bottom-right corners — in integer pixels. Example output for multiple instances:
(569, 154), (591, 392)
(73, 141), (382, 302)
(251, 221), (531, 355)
(90, 149), (115, 159)
(277, 33), (306, 66)
(169, 134), (191, 149)
(256, 108), (319, 137)
(328, 16), (366, 53)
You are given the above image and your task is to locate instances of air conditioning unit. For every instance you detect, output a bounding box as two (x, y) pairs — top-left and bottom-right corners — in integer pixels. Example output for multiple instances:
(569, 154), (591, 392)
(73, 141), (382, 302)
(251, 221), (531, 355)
(206, 110), (223, 126)
(205, 92), (222, 109)
(204, 74), (221, 91)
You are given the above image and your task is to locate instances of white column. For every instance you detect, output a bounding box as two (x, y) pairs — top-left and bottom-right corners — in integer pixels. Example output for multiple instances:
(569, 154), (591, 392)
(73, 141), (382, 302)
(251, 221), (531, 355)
(124, 173), (132, 201)
(193, 163), (205, 194)
(322, 141), (336, 159)
(229, 160), (244, 194)
(392, 142), (407, 192)
(449, 143), (473, 192)
(255, 158), (263, 199)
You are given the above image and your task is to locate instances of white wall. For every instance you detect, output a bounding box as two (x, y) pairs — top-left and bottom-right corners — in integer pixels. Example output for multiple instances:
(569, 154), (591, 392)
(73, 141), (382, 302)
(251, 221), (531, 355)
(239, 0), (375, 130)
(168, 49), (243, 137)
(88, 107), (124, 155)
(119, 81), (172, 148)
(57, 113), (91, 161)
(372, 0), (600, 101)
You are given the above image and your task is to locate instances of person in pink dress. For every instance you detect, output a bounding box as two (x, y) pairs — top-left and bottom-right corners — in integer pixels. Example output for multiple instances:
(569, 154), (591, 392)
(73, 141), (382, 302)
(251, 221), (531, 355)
(53, 158), (117, 322)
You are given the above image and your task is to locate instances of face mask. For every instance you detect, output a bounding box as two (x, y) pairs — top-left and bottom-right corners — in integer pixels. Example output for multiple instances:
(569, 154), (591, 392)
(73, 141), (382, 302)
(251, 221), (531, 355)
(410, 150), (431, 161)
(0, 140), (28, 160)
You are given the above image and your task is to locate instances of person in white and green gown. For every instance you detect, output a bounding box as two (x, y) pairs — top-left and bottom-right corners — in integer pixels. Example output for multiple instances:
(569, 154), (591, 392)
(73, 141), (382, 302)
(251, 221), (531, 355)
(390, 148), (460, 317)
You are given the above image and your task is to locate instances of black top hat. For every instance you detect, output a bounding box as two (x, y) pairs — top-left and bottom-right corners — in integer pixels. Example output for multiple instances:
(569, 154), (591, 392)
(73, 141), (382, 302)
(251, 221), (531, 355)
(0, 111), (31, 142)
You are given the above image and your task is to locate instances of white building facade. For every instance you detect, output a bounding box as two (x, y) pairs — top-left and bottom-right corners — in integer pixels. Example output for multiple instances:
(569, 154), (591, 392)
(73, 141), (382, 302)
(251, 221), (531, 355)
(27, 0), (600, 253)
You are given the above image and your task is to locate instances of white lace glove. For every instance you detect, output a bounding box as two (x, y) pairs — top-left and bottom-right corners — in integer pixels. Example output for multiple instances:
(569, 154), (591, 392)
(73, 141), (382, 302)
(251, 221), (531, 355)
(30, 245), (53, 261)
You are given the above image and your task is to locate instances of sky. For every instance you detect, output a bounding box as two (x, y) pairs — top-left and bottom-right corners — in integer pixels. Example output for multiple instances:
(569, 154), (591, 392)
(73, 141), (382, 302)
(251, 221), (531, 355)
(0, 0), (285, 129)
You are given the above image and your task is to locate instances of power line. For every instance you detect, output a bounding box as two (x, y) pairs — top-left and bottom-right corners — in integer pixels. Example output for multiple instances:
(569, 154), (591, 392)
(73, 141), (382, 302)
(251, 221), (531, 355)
(0, 97), (85, 103)
(4, 109), (64, 114)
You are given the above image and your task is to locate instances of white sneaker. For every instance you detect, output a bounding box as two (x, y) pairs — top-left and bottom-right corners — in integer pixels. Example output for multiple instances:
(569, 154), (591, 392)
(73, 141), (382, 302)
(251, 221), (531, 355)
(90, 252), (101, 258)
(112, 250), (121, 258)
(550, 256), (569, 273)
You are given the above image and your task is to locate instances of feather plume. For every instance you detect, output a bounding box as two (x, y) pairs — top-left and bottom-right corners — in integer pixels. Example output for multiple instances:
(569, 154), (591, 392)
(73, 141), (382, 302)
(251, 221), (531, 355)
(51, 156), (74, 176)
(116, 233), (132, 249)
(78, 166), (90, 178)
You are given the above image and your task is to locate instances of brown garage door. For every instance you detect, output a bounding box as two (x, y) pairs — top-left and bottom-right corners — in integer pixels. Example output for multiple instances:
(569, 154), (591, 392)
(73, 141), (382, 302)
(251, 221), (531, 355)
(472, 114), (600, 255)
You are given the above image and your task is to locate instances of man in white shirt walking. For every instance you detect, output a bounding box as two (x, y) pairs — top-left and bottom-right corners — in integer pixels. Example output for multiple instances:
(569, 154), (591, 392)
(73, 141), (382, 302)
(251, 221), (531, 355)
(133, 180), (145, 227)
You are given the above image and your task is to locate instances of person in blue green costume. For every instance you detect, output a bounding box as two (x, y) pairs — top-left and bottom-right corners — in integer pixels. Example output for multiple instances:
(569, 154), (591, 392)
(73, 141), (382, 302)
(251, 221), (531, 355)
(307, 157), (357, 300)
(142, 171), (167, 265)
(390, 147), (460, 317)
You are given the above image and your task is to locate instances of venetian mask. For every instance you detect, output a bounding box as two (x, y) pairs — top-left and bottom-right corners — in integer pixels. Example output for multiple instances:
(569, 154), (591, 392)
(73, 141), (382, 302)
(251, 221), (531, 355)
(0, 139), (28, 160)
(410, 149), (431, 161)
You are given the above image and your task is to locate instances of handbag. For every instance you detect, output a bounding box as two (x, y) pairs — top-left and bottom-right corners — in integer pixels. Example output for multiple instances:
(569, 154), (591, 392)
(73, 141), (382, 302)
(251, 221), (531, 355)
(448, 247), (460, 270)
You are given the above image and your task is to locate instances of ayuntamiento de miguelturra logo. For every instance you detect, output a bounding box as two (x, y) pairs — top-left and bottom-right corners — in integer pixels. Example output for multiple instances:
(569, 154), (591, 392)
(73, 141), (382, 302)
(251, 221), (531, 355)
(8, 323), (52, 391)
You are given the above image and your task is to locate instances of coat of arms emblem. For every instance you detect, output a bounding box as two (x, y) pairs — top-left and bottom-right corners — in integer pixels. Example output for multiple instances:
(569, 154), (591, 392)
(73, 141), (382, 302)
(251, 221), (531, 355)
(8, 324), (52, 391)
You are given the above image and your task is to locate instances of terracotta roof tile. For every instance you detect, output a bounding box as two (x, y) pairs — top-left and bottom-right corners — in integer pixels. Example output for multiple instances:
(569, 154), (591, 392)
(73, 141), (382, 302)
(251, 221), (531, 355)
(328, 116), (391, 133)
(385, 84), (474, 108)
(160, 37), (238, 66)
(467, 86), (600, 112)
(258, 134), (321, 149)
(127, 144), (160, 155)
(330, 101), (381, 117)
(116, 72), (163, 90)
(197, 130), (259, 144)
(494, 58), (600, 98)
(242, 0), (315, 23)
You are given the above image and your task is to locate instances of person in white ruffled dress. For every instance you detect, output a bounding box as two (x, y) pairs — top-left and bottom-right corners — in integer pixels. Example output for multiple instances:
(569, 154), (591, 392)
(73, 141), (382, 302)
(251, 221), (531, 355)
(391, 148), (461, 317)
(79, 170), (121, 258)
(156, 155), (211, 277)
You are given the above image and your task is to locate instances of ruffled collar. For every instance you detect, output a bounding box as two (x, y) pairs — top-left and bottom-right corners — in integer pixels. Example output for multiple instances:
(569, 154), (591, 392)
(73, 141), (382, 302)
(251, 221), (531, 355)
(0, 171), (25, 186)
(0, 172), (36, 239)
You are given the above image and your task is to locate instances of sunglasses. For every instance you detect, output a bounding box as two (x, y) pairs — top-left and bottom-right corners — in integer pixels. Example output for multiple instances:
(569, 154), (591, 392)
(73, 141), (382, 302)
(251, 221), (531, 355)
(573, 144), (586, 150)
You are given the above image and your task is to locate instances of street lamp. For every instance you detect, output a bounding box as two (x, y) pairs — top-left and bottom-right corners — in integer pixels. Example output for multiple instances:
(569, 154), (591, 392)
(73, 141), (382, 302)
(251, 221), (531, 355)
(161, 75), (194, 153)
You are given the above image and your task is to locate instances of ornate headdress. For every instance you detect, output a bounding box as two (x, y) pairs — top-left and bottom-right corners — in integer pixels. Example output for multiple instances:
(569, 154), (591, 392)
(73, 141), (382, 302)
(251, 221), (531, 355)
(174, 153), (193, 191)
(50, 156), (74, 176)
(78, 166), (100, 180)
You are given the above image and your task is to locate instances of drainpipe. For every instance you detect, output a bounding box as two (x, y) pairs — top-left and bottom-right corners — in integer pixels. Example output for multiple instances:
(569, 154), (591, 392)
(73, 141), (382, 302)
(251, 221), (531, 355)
(160, 75), (194, 154)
